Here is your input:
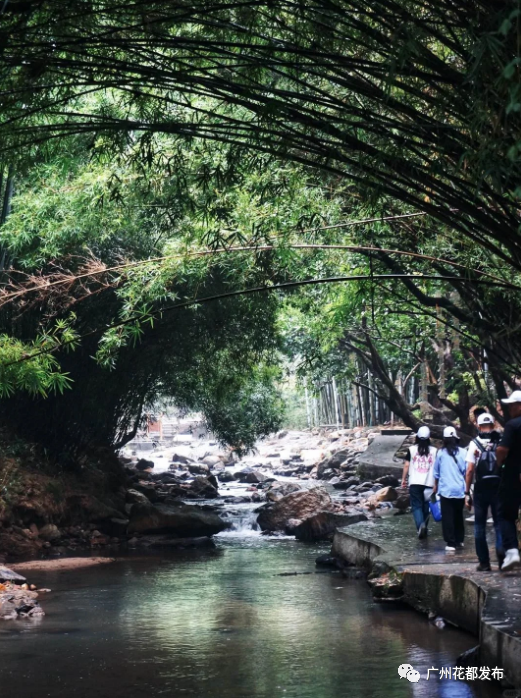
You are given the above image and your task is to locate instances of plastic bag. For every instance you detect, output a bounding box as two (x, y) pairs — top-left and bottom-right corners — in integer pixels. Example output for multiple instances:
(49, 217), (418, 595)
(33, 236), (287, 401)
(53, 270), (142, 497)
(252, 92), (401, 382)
(429, 495), (442, 522)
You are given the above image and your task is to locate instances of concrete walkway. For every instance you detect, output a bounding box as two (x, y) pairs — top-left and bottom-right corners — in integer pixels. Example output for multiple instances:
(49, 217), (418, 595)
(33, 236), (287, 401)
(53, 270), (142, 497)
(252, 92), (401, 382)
(332, 513), (521, 687)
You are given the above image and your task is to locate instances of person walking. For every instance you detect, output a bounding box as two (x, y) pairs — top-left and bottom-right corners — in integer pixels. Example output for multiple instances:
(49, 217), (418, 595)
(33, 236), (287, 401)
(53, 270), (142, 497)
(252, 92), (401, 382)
(465, 413), (503, 571)
(401, 426), (437, 539)
(496, 390), (521, 572)
(433, 426), (467, 552)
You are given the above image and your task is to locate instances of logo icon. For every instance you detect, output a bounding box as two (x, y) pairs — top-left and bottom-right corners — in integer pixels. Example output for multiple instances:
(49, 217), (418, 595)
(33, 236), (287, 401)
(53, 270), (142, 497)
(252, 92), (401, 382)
(398, 664), (421, 682)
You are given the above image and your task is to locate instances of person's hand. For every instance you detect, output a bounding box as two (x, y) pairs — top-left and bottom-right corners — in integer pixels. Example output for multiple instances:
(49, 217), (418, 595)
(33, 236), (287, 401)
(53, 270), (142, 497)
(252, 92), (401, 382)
(465, 494), (472, 511)
(401, 479), (406, 489)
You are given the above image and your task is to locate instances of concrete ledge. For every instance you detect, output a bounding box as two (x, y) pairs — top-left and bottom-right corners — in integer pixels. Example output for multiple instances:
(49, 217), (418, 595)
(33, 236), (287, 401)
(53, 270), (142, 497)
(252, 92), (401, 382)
(332, 527), (385, 569)
(401, 568), (484, 636)
(332, 521), (521, 687)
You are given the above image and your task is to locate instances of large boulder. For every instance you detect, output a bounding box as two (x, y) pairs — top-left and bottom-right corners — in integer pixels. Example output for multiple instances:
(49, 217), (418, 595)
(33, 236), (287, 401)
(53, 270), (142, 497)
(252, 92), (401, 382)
(128, 502), (229, 536)
(294, 511), (368, 542)
(257, 488), (333, 532)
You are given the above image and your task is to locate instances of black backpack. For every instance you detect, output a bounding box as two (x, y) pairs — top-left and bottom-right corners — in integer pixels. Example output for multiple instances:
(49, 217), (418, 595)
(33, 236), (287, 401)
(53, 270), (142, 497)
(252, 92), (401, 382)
(473, 439), (500, 482)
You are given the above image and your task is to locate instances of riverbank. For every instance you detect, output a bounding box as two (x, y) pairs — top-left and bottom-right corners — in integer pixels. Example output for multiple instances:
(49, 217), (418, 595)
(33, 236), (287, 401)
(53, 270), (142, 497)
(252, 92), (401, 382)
(331, 515), (521, 687)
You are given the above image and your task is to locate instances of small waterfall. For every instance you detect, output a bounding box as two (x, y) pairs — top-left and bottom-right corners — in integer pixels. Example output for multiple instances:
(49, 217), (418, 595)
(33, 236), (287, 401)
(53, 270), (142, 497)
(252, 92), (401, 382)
(218, 504), (260, 537)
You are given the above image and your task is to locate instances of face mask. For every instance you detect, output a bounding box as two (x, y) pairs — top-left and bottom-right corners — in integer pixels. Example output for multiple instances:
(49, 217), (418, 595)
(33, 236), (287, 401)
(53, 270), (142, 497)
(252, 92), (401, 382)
(479, 429), (499, 441)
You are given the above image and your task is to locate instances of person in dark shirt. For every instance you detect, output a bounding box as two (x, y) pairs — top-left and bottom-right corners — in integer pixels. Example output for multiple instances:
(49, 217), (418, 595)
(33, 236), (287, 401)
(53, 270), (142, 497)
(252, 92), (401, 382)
(496, 391), (521, 571)
(465, 413), (503, 571)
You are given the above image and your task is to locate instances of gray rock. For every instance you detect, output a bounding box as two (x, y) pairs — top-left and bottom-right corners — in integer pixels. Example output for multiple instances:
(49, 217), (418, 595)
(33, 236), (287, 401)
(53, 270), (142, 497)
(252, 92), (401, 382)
(189, 476), (219, 498)
(266, 482), (302, 502)
(128, 502), (229, 536)
(294, 511), (368, 542)
(238, 470), (268, 484)
(257, 488), (333, 532)
(188, 463), (210, 475)
(127, 488), (152, 506)
(202, 455), (222, 467)
(218, 470), (235, 483)
(317, 449), (352, 478)
(39, 524), (61, 542)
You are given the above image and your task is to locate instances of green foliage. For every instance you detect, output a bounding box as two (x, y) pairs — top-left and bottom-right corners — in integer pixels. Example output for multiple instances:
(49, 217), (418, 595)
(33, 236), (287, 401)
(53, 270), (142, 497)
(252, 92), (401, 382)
(2, 0), (521, 275)
(197, 365), (285, 455)
(0, 136), (346, 454)
(0, 319), (78, 398)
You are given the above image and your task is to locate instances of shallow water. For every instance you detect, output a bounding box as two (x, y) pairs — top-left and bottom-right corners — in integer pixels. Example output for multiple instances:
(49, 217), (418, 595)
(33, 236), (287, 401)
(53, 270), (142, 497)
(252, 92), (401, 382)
(0, 538), (501, 698)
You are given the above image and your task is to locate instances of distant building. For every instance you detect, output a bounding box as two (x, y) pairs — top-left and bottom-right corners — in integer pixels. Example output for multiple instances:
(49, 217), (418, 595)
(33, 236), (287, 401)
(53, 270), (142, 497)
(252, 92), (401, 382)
(146, 415), (163, 441)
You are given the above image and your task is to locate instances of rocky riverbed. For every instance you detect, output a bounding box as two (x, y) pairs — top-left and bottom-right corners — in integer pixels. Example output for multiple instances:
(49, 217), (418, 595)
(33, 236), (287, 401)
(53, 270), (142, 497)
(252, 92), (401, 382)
(0, 564), (46, 620)
(0, 424), (414, 620)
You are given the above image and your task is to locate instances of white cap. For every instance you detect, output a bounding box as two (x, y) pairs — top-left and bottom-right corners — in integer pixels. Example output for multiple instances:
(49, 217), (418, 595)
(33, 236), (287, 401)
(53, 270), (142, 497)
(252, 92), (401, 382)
(417, 426), (430, 439)
(477, 413), (494, 426)
(443, 426), (459, 439)
(501, 390), (521, 404)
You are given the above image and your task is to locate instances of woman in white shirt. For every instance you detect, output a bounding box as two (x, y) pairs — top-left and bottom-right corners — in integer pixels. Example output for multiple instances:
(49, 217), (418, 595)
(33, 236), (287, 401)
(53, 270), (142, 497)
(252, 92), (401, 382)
(401, 426), (437, 539)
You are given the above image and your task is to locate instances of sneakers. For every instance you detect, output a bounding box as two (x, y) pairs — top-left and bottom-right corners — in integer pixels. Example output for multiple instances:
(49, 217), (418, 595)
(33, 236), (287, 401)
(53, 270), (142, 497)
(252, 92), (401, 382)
(501, 548), (521, 572)
(418, 523), (427, 540)
(476, 563), (491, 572)
(445, 546), (456, 552)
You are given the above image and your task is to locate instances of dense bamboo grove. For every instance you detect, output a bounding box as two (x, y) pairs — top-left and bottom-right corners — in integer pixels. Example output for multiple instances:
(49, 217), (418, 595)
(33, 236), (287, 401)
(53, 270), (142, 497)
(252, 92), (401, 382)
(0, 0), (520, 456)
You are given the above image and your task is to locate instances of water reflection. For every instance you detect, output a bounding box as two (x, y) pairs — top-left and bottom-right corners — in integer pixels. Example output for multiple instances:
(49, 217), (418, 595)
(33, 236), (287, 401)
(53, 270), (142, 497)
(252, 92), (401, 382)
(0, 540), (501, 698)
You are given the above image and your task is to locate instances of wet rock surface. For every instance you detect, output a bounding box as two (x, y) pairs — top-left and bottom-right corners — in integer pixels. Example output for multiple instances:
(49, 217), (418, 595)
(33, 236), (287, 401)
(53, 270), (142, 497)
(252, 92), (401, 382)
(257, 488), (334, 532)
(127, 502), (229, 536)
(294, 511), (368, 542)
(0, 566), (46, 620)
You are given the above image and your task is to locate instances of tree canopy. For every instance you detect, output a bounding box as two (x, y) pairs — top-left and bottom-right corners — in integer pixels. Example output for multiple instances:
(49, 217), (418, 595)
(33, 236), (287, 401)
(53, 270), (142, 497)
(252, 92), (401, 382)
(0, 0), (520, 457)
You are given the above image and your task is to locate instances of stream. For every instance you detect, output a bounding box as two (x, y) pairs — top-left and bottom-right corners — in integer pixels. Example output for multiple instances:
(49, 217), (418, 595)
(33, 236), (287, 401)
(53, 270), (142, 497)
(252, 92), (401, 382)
(0, 494), (503, 698)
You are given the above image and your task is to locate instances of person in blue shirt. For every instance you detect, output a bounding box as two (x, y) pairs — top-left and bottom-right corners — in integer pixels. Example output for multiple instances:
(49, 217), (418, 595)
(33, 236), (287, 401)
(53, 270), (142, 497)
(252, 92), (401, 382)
(432, 426), (467, 552)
